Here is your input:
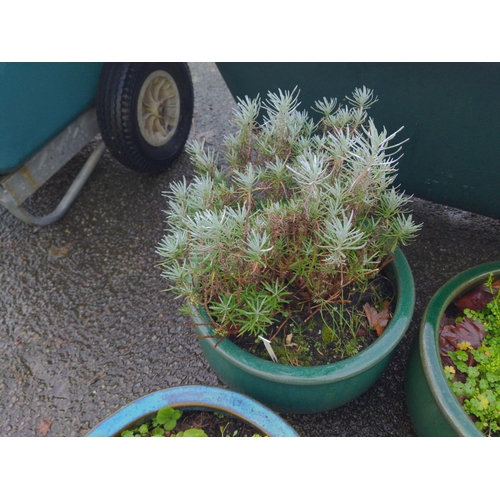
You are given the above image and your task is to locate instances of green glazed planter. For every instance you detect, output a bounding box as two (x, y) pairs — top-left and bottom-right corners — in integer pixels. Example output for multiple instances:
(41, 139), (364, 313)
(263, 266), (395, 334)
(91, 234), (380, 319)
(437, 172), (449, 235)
(194, 247), (415, 414)
(405, 261), (500, 436)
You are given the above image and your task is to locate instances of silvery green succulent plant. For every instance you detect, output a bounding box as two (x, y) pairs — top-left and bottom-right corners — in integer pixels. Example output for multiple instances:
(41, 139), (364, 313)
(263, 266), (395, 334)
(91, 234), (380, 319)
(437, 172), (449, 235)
(158, 87), (421, 341)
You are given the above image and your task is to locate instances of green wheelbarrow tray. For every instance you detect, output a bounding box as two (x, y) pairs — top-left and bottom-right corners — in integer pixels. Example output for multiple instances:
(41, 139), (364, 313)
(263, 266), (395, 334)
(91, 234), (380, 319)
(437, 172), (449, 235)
(0, 63), (106, 226)
(1, 62), (195, 226)
(216, 62), (500, 220)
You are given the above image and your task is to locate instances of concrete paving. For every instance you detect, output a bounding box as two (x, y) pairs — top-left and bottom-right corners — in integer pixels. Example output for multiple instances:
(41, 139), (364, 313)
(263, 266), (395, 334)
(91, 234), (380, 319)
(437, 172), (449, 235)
(1, 62), (500, 436)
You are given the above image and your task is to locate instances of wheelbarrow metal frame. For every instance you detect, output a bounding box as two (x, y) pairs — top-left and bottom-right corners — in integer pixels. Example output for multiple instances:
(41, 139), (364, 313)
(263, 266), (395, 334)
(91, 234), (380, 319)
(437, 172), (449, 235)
(0, 107), (105, 226)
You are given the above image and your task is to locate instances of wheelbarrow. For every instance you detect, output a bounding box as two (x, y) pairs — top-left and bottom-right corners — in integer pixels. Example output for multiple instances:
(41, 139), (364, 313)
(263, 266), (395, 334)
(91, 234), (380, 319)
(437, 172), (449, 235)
(0, 62), (194, 226)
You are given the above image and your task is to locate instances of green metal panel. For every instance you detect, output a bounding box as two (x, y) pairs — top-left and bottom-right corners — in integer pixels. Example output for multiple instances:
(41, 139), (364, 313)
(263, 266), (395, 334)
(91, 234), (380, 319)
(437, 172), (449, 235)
(0, 62), (104, 175)
(216, 62), (500, 219)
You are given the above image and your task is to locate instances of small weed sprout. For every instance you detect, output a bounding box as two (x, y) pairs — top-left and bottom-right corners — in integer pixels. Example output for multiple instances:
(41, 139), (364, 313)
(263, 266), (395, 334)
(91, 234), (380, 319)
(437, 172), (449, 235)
(158, 87), (421, 348)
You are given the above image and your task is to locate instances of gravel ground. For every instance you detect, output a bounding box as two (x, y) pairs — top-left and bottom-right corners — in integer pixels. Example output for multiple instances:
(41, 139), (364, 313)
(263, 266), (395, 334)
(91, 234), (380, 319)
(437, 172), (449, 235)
(1, 62), (500, 437)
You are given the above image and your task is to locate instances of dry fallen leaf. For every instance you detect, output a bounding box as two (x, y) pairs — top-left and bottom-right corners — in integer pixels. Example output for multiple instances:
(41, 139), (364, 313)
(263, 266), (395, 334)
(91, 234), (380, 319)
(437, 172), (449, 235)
(48, 242), (72, 259)
(439, 317), (487, 381)
(285, 333), (298, 348)
(38, 420), (52, 436)
(454, 286), (494, 312)
(363, 303), (391, 336)
(195, 130), (217, 145)
(439, 317), (486, 357)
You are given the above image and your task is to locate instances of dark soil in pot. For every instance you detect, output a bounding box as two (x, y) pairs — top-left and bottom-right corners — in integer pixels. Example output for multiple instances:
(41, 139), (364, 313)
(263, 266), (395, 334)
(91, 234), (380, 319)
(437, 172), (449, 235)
(230, 271), (395, 366)
(122, 409), (264, 437)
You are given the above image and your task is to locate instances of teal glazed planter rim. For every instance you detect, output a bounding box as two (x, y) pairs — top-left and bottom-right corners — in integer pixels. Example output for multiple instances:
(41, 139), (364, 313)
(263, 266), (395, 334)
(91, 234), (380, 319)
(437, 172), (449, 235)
(86, 385), (299, 437)
(420, 261), (500, 436)
(194, 247), (414, 386)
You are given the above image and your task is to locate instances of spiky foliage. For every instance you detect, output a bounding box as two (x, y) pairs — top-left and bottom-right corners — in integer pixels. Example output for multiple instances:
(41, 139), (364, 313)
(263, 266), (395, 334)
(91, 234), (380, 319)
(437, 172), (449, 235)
(158, 87), (421, 339)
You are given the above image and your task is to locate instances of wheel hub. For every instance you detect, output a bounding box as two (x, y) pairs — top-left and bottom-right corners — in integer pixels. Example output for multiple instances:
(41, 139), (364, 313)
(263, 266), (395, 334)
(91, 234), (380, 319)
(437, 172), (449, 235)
(137, 70), (181, 147)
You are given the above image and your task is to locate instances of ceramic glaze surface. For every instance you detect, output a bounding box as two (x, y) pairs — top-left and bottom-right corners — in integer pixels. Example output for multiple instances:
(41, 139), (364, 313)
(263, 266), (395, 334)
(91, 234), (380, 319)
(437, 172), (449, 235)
(87, 385), (299, 437)
(196, 248), (415, 414)
(405, 261), (500, 436)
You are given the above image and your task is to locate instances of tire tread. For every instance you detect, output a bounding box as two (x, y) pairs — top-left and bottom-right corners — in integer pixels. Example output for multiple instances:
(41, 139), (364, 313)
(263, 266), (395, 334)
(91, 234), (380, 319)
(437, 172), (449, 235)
(96, 63), (193, 173)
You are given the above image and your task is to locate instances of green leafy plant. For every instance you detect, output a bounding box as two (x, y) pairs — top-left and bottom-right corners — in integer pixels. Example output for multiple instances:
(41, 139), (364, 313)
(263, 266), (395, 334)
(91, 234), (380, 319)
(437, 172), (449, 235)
(158, 86), (421, 364)
(172, 428), (208, 437)
(120, 406), (262, 437)
(121, 407), (208, 437)
(444, 274), (500, 436)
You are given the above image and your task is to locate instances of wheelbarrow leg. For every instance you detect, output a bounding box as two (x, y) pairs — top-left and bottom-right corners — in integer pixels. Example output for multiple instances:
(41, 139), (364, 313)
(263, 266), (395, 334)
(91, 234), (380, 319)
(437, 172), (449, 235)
(0, 140), (106, 226)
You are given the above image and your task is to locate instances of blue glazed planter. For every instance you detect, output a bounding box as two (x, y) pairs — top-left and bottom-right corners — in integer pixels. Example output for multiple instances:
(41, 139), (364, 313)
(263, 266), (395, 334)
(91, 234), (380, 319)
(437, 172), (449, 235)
(87, 385), (299, 437)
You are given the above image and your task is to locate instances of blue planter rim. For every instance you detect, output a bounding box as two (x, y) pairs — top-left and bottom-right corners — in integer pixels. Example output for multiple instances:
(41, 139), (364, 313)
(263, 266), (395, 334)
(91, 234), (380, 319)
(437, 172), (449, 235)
(87, 385), (299, 437)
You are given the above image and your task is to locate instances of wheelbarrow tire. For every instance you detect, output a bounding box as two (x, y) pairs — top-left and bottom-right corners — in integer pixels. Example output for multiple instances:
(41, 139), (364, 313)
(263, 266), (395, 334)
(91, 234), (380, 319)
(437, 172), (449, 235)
(96, 62), (193, 174)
